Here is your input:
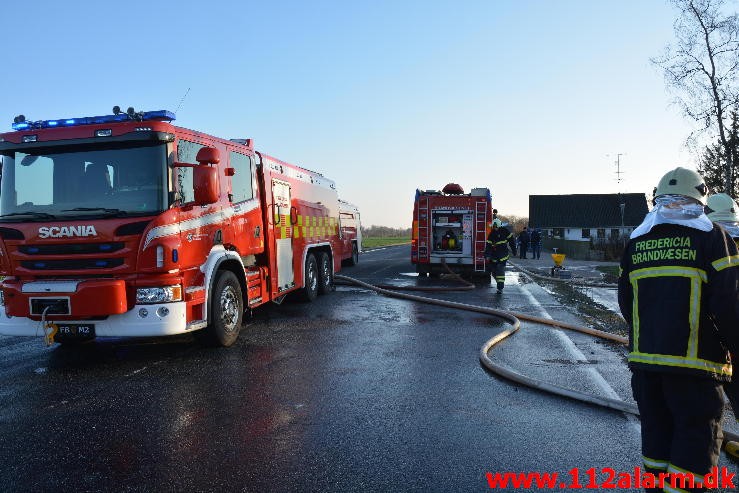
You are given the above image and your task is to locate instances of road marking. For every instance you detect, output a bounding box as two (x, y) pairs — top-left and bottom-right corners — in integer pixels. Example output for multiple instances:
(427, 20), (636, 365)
(520, 283), (641, 434)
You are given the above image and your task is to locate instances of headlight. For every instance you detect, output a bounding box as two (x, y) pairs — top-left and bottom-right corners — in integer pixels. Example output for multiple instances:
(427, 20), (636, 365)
(136, 285), (182, 304)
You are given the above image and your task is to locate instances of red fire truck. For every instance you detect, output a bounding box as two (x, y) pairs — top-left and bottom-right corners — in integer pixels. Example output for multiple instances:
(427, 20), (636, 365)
(411, 183), (493, 278)
(0, 107), (354, 346)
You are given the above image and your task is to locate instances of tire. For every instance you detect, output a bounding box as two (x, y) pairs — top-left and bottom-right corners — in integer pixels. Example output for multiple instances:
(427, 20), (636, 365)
(350, 243), (359, 265)
(343, 243), (359, 266)
(317, 252), (333, 295)
(301, 253), (319, 302)
(202, 271), (243, 347)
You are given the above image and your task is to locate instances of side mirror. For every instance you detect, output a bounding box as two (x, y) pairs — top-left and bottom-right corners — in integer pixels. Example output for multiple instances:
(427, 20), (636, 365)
(194, 166), (218, 205)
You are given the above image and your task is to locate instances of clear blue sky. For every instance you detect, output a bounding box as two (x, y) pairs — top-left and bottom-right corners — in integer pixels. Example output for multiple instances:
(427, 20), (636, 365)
(2, 0), (702, 228)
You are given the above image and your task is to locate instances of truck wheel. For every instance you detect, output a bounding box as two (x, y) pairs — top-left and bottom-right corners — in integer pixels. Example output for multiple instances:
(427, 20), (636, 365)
(317, 252), (333, 295)
(203, 271), (243, 347)
(301, 253), (319, 301)
(343, 243), (359, 267)
(349, 243), (359, 265)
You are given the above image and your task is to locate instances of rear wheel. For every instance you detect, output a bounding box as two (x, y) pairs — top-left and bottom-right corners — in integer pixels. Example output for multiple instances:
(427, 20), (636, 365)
(202, 271), (243, 347)
(301, 253), (319, 301)
(317, 252), (333, 295)
(349, 243), (359, 265)
(343, 243), (359, 267)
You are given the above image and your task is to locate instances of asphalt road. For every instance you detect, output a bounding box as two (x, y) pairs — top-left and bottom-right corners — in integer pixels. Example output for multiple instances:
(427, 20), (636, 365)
(0, 244), (736, 492)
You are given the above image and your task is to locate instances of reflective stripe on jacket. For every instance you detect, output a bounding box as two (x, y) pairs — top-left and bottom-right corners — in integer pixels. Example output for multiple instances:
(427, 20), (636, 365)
(617, 223), (739, 380)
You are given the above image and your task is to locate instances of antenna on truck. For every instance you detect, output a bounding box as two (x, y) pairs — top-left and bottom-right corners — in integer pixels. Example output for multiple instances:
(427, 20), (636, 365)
(174, 87), (191, 115)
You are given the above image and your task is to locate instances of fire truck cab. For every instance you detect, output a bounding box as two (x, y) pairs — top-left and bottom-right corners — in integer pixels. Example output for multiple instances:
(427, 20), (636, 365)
(0, 108), (347, 346)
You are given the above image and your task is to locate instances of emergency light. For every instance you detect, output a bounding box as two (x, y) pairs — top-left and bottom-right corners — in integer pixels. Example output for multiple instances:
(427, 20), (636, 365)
(11, 109), (175, 131)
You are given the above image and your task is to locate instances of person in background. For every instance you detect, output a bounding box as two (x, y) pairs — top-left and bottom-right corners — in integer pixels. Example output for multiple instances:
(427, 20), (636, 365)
(618, 168), (739, 492)
(485, 219), (516, 293)
(530, 228), (542, 260)
(518, 226), (530, 259)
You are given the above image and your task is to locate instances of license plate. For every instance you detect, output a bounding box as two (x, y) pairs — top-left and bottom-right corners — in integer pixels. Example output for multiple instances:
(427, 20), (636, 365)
(54, 324), (95, 341)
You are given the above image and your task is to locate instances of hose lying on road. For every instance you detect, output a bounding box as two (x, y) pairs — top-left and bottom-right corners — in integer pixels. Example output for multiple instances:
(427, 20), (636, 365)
(334, 274), (739, 448)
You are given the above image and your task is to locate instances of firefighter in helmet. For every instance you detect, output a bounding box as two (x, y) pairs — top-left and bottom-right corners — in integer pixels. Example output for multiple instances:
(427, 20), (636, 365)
(705, 192), (739, 458)
(485, 218), (516, 293)
(618, 167), (739, 490)
(705, 192), (739, 242)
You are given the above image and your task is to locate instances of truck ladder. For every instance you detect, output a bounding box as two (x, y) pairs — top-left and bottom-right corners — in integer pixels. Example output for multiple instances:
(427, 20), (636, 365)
(417, 196), (430, 258)
(474, 200), (488, 272)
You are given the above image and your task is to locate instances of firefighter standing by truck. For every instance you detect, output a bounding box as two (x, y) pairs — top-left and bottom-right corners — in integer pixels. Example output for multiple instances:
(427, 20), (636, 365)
(618, 167), (739, 491)
(485, 218), (516, 293)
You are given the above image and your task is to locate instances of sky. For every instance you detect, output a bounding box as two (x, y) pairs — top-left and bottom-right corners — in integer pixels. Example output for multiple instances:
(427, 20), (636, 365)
(0, 0), (712, 228)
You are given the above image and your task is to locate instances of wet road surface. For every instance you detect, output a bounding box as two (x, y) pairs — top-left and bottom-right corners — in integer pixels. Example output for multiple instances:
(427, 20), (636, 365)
(0, 244), (736, 491)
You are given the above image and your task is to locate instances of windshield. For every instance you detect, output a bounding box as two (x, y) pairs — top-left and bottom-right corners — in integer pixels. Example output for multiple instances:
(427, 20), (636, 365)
(0, 143), (167, 221)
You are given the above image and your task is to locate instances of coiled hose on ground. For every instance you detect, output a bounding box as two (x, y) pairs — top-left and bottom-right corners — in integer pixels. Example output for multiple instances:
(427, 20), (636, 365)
(334, 267), (739, 452)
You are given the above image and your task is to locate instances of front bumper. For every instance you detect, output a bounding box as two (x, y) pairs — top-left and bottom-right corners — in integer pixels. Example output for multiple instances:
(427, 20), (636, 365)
(0, 278), (191, 338)
(0, 301), (188, 338)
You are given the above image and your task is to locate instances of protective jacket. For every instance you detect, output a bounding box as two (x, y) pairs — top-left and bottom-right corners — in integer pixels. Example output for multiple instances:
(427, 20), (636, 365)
(618, 223), (739, 381)
(486, 227), (516, 262)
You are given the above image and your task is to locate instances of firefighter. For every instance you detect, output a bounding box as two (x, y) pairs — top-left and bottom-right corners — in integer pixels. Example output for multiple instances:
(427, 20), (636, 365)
(705, 192), (739, 241)
(618, 167), (739, 492)
(705, 192), (739, 456)
(485, 218), (516, 293)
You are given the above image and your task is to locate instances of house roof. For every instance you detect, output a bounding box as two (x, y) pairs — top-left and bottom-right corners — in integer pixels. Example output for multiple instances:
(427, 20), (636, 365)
(529, 193), (649, 228)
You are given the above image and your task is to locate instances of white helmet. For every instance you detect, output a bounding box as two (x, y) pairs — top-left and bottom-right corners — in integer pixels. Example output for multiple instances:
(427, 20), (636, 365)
(654, 167), (709, 205)
(705, 193), (739, 222)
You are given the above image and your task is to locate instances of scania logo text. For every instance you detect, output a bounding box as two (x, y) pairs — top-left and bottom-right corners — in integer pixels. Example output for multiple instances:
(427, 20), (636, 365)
(38, 225), (98, 239)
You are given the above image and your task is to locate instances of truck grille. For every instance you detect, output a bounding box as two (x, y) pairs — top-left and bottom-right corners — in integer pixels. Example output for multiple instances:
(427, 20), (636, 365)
(19, 242), (125, 255)
(21, 258), (125, 271)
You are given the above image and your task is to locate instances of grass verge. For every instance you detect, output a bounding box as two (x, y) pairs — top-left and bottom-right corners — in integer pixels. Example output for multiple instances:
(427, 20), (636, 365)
(362, 237), (410, 249)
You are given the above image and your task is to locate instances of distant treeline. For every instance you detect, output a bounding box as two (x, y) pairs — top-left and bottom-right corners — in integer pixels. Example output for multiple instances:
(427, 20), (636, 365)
(361, 225), (412, 237)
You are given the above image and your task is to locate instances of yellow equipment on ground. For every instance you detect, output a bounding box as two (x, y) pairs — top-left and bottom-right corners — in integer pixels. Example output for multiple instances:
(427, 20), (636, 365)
(550, 252), (568, 278)
(551, 253), (565, 267)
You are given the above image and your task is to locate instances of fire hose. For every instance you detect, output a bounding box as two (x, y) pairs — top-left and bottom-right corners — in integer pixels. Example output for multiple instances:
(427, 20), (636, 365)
(333, 269), (739, 455)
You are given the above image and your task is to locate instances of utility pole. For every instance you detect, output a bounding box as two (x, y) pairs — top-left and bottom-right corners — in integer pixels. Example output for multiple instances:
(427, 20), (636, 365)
(614, 153), (625, 187)
(607, 153), (627, 250)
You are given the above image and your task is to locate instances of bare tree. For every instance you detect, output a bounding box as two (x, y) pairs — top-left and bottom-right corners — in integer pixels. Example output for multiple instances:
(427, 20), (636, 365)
(653, 0), (739, 195)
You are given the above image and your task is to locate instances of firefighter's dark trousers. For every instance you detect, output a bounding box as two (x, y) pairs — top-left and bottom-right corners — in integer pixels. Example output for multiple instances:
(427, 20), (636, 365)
(631, 369), (724, 492)
(488, 260), (506, 290)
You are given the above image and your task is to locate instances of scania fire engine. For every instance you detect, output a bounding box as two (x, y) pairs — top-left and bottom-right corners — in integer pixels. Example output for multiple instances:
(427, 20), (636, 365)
(0, 107), (360, 346)
(411, 183), (492, 278)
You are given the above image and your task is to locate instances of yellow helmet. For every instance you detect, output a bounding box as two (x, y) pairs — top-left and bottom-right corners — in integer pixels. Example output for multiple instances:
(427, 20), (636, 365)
(654, 167), (709, 205)
(706, 193), (739, 222)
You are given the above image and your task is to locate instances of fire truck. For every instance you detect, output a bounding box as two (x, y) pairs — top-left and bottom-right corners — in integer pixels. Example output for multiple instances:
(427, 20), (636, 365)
(411, 183), (493, 278)
(0, 107), (352, 346)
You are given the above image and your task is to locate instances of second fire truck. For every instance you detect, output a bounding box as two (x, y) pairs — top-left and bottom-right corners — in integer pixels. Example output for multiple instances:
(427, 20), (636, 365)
(411, 183), (493, 278)
(0, 107), (359, 346)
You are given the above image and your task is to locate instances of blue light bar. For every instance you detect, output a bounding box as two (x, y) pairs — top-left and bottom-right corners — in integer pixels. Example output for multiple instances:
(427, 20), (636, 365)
(10, 110), (175, 131)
